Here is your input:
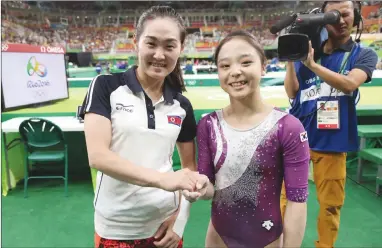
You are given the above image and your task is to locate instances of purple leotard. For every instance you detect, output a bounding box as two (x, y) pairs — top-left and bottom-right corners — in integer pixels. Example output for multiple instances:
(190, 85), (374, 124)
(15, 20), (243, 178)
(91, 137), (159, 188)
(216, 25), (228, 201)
(197, 108), (310, 248)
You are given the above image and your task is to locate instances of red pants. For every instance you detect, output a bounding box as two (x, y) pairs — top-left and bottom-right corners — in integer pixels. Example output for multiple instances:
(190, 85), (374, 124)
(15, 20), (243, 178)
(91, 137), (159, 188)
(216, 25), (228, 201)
(95, 233), (183, 248)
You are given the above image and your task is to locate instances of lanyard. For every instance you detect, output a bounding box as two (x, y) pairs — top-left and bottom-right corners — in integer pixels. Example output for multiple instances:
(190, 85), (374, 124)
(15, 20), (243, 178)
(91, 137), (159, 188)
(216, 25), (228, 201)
(315, 49), (352, 90)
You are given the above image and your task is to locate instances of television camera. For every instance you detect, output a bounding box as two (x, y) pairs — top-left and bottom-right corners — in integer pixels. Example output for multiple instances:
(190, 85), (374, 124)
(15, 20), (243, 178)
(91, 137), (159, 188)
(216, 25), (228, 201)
(271, 1), (363, 62)
(270, 8), (341, 62)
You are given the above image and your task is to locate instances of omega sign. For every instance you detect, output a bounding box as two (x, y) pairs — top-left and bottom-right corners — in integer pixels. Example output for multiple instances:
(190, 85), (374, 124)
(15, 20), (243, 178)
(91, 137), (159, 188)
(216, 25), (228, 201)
(40, 46), (64, 53)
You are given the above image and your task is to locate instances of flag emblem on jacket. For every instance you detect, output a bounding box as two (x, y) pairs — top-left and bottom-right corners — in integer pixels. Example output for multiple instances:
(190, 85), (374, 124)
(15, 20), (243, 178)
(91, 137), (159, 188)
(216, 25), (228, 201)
(167, 115), (182, 126)
(300, 131), (308, 142)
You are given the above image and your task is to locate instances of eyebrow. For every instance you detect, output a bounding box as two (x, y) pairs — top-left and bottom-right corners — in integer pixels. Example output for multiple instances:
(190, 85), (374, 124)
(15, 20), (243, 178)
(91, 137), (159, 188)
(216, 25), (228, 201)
(218, 53), (253, 63)
(144, 35), (178, 43)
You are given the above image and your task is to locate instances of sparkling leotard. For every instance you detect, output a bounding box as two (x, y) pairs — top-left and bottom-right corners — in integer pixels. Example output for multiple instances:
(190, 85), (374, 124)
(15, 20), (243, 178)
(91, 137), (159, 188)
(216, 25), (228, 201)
(197, 108), (310, 248)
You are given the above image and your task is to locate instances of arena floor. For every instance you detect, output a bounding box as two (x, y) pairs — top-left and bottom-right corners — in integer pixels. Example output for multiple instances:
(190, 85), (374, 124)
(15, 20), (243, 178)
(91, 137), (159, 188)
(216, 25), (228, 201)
(6, 86), (382, 115)
(2, 175), (382, 247)
(2, 76), (382, 248)
(2, 84), (382, 248)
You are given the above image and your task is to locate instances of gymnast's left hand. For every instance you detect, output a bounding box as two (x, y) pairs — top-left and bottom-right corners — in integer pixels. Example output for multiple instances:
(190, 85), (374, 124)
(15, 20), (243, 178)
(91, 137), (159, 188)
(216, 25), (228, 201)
(182, 174), (209, 202)
(153, 212), (180, 248)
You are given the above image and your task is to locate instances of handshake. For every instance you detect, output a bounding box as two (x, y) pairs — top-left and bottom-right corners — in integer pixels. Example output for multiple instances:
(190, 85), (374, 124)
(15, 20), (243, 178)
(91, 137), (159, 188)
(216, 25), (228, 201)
(157, 168), (211, 202)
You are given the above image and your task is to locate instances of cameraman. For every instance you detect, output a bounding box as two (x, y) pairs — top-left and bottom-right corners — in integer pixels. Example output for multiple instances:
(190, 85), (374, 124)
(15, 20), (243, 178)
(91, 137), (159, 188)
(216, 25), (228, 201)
(281, 1), (378, 247)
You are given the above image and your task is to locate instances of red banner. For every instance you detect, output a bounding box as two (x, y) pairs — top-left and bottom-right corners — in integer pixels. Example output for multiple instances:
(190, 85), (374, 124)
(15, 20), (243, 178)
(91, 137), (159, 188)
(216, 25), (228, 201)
(1, 43), (66, 54)
(363, 19), (380, 26)
(195, 41), (219, 49)
(116, 43), (134, 51)
(200, 26), (214, 33)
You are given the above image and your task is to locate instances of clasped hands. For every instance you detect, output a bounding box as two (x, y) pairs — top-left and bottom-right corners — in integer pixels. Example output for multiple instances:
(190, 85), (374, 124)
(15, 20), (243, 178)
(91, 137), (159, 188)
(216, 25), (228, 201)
(181, 170), (209, 203)
(176, 168), (210, 202)
(158, 168), (210, 202)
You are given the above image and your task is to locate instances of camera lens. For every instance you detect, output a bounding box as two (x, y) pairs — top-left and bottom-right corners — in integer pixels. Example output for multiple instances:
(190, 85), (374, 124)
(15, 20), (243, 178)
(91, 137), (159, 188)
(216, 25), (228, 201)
(278, 34), (310, 61)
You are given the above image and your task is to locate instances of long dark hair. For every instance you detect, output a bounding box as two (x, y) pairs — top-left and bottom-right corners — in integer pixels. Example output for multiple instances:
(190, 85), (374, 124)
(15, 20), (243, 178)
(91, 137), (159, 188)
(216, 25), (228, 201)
(214, 30), (266, 66)
(136, 6), (187, 92)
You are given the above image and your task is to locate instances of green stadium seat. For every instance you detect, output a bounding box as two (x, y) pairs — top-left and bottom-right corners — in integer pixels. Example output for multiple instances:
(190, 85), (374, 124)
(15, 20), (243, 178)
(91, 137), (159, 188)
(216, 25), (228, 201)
(356, 105), (382, 117)
(358, 125), (382, 139)
(357, 125), (382, 183)
(359, 149), (382, 164)
(377, 166), (382, 196)
(358, 148), (382, 196)
(18, 118), (68, 198)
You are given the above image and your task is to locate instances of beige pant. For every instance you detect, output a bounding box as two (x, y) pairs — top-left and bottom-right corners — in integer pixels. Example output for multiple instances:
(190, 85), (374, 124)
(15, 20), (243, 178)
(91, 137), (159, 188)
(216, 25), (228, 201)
(280, 150), (347, 248)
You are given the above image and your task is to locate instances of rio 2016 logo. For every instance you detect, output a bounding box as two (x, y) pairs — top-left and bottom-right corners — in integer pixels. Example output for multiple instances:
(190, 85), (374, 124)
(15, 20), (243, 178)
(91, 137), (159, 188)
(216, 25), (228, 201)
(27, 56), (47, 77)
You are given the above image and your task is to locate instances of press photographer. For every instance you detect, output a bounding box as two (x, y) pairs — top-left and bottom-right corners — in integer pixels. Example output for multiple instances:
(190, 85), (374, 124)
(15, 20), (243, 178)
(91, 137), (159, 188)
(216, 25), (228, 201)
(278, 1), (378, 248)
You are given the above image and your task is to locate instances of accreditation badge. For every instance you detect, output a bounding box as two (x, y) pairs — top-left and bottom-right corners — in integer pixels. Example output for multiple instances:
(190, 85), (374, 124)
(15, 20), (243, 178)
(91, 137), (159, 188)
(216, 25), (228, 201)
(317, 100), (340, 129)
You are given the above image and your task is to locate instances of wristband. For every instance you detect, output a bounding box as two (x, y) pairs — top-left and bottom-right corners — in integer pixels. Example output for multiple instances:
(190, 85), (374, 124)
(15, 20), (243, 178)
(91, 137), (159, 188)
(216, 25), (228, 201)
(172, 195), (191, 237)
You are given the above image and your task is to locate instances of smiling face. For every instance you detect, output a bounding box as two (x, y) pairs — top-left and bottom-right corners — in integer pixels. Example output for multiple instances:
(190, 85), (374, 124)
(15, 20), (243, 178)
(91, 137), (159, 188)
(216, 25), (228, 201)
(216, 37), (265, 100)
(136, 17), (183, 81)
(324, 1), (355, 40)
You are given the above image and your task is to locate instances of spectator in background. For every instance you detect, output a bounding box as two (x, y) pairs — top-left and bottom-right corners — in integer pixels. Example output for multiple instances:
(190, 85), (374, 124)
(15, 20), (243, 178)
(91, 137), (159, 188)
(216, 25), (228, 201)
(95, 63), (102, 75)
(184, 60), (194, 74)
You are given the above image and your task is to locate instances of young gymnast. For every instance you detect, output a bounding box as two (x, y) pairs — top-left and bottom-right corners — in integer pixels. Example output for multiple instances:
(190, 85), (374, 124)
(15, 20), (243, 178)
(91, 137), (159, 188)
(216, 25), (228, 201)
(183, 30), (310, 248)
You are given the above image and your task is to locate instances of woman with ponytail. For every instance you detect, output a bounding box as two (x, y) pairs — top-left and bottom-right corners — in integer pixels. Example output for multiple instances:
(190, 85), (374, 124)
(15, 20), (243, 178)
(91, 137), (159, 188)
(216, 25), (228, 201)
(80, 6), (209, 248)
